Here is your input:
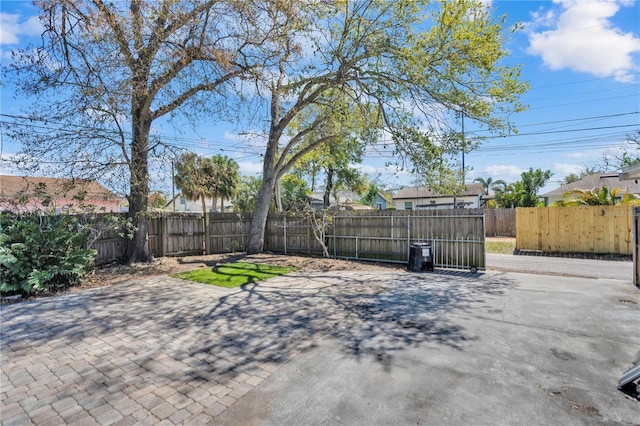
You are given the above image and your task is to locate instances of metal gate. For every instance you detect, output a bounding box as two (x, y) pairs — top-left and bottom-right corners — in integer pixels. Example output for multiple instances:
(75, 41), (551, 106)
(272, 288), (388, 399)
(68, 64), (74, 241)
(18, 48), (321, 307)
(326, 210), (485, 272)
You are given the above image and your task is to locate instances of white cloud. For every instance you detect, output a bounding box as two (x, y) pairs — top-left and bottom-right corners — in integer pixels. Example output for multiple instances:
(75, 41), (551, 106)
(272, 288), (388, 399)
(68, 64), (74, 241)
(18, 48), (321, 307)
(0, 13), (42, 46)
(526, 0), (640, 82)
(354, 164), (378, 175)
(237, 161), (263, 176)
(483, 164), (524, 180)
(552, 162), (584, 175)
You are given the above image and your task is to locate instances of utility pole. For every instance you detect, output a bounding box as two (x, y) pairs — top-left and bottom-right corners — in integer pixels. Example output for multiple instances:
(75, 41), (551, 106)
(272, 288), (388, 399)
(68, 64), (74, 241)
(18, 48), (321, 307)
(171, 161), (176, 212)
(461, 110), (465, 185)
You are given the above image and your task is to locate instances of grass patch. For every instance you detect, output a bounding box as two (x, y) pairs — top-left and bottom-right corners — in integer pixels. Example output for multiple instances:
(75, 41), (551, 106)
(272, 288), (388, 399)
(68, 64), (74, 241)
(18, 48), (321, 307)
(171, 262), (296, 288)
(485, 239), (516, 254)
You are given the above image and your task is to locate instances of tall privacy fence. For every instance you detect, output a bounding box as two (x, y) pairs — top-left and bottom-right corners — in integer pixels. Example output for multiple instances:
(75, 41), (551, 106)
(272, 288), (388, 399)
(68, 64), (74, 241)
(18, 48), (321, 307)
(484, 208), (515, 237)
(516, 205), (634, 256)
(92, 209), (486, 270)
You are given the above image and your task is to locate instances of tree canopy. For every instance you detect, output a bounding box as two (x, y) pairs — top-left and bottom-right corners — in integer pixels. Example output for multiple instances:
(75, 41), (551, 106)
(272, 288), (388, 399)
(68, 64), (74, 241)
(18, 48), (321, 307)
(4, 0), (528, 259)
(4, 0), (266, 262)
(243, 0), (528, 252)
(494, 168), (552, 208)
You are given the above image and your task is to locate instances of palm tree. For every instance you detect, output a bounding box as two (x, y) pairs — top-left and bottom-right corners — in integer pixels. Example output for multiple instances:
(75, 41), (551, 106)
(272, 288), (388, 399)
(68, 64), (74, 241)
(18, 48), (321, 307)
(211, 154), (240, 212)
(473, 177), (506, 195)
(174, 153), (211, 214)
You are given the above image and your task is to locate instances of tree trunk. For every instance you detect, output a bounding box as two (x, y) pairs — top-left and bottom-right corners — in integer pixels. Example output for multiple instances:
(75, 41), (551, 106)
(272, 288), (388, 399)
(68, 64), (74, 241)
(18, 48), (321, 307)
(201, 195), (206, 214)
(248, 126), (280, 253)
(275, 180), (283, 212)
(125, 112), (152, 264)
(247, 171), (276, 254)
(323, 167), (334, 209)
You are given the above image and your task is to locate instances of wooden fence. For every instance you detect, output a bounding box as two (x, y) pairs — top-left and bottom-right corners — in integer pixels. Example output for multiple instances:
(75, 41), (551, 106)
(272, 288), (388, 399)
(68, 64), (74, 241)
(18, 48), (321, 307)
(516, 205), (633, 255)
(92, 212), (326, 264)
(328, 209), (485, 270)
(484, 208), (516, 237)
(92, 209), (485, 270)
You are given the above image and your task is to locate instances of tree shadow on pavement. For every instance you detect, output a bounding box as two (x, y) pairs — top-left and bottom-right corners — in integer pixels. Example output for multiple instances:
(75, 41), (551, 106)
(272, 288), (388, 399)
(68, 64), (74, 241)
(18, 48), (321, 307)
(1, 269), (516, 404)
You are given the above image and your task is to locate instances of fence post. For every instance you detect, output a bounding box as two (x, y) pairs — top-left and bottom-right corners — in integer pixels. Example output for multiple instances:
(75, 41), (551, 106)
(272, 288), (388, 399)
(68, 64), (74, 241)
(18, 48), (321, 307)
(407, 214), (411, 259)
(283, 215), (287, 255)
(203, 213), (210, 254)
(158, 213), (166, 257)
(333, 216), (337, 258)
(307, 214), (312, 255)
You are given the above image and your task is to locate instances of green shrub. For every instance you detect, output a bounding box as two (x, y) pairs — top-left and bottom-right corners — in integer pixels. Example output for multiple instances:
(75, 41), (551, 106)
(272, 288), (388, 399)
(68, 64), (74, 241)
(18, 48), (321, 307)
(0, 212), (97, 295)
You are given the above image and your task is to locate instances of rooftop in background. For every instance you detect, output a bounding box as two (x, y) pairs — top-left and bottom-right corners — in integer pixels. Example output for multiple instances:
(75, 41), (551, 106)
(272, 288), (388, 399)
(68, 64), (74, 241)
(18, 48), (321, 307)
(619, 162), (640, 181)
(394, 183), (484, 200)
(0, 175), (122, 213)
(541, 173), (640, 198)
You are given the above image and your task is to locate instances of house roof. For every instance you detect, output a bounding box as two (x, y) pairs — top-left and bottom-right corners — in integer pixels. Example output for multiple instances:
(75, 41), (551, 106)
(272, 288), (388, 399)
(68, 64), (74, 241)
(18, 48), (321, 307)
(0, 175), (118, 201)
(542, 173), (640, 197)
(619, 162), (640, 181)
(393, 183), (484, 200)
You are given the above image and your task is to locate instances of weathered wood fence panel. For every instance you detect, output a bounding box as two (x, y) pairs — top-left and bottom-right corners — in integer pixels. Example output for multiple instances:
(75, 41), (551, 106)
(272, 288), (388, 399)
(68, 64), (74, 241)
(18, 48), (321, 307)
(516, 206), (633, 255)
(148, 213), (205, 257)
(484, 208), (516, 237)
(328, 209), (485, 270)
(91, 209), (485, 269)
(206, 213), (251, 253)
(90, 215), (128, 265)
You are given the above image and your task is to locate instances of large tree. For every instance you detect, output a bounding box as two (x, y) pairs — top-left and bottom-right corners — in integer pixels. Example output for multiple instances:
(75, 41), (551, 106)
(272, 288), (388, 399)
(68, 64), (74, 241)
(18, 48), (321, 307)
(5, 0), (260, 263)
(494, 168), (552, 208)
(243, 0), (527, 253)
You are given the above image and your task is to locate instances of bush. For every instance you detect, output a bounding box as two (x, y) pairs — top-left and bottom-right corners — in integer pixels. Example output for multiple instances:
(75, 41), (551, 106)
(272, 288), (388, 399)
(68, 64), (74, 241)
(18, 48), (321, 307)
(0, 212), (96, 295)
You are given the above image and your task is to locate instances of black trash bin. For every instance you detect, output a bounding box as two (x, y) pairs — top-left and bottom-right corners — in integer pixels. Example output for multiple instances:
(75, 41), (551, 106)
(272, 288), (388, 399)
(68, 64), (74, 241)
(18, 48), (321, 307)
(408, 242), (434, 272)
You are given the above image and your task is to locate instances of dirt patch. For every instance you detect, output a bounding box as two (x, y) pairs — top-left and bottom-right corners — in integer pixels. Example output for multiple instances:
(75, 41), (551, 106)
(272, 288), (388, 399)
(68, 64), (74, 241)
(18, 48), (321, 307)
(81, 253), (405, 290)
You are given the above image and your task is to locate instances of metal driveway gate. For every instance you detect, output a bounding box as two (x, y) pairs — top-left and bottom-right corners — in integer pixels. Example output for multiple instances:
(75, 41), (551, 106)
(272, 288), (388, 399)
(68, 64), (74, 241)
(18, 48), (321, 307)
(326, 210), (485, 272)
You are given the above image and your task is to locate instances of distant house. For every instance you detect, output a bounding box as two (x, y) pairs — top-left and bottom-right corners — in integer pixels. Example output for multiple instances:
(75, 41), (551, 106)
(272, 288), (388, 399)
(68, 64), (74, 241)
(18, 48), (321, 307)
(393, 183), (485, 210)
(164, 193), (232, 213)
(541, 173), (640, 206)
(308, 190), (385, 211)
(619, 162), (640, 181)
(0, 175), (122, 213)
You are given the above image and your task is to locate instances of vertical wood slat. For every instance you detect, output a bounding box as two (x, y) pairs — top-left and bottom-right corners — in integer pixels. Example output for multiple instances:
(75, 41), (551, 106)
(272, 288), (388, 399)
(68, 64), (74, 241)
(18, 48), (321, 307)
(515, 205), (632, 255)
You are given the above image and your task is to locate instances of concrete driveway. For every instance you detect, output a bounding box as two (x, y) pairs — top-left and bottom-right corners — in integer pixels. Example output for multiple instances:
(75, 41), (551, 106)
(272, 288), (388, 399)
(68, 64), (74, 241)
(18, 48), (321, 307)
(2, 268), (639, 425)
(487, 253), (633, 281)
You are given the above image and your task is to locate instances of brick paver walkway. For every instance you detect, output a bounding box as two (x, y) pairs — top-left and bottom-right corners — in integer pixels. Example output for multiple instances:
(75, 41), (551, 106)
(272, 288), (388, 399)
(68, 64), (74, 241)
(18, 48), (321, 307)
(1, 271), (403, 425)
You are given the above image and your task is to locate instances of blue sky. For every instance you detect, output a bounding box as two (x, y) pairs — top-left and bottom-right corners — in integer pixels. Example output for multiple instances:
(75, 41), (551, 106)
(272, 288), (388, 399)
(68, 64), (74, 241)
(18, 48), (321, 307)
(1, 0), (639, 195)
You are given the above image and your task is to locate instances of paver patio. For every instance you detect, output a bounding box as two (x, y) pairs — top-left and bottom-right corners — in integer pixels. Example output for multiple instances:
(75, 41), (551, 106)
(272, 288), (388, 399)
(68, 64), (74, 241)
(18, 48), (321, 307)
(1, 268), (638, 425)
(2, 270), (416, 425)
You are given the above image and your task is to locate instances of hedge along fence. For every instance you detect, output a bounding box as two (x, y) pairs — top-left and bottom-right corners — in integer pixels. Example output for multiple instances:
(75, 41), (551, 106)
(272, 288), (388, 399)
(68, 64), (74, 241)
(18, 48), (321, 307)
(92, 209), (485, 269)
(515, 205), (633, 255)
